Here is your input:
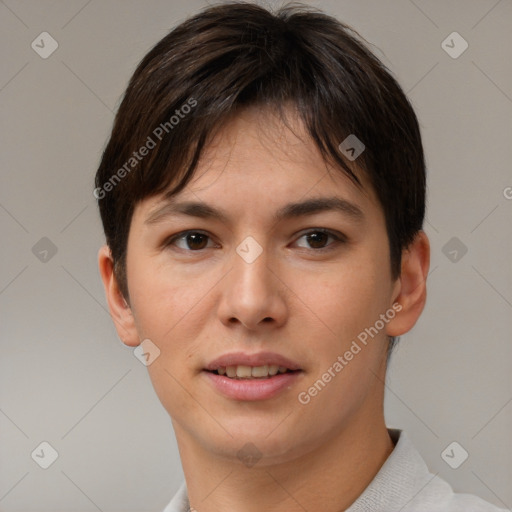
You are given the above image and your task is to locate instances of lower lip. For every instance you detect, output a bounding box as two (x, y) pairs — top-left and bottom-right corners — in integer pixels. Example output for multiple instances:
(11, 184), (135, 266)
(203, 370), (302, 401)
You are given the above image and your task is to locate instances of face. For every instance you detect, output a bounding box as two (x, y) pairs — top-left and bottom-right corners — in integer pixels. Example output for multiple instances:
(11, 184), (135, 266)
(122, 107), (402, 464)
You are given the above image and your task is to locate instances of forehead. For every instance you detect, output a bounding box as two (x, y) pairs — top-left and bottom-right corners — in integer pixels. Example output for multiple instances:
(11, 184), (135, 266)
(137, 105), (381, 222)
(193, 106), (363, 185)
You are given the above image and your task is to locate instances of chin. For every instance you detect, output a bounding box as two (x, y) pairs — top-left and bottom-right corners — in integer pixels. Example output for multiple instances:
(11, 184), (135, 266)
(199, 417), (316, 463)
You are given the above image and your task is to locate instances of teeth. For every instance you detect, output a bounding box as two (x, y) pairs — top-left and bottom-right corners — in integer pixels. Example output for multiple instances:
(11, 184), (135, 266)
(236, 365), (252, 378)
(268, 365), (279, 376)
(216, 365), (292, 379)
(251, 365), (269, 377)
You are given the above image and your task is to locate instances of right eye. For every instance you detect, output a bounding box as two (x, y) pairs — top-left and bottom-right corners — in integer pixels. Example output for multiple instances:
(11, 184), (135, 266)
(164, 230), (217, 252)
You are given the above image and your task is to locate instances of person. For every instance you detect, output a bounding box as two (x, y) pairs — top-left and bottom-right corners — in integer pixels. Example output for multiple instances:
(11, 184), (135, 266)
(94, 2), (507, 511)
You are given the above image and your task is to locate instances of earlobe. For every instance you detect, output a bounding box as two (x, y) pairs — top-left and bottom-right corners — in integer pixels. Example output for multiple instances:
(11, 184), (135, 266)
(386, 231), (430, 337)
(97, 245), (140, 347)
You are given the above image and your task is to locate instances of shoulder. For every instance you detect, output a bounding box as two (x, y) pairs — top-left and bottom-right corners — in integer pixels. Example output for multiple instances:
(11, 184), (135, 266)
(393, 431), (508, 512)
(404, 473), (509, 512)
(349, 429), (509, 512)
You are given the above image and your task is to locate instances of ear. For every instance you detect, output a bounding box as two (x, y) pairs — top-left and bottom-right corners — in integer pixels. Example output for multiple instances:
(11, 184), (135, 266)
(98, 245), (140, 347)
(386, 230), (430, 337)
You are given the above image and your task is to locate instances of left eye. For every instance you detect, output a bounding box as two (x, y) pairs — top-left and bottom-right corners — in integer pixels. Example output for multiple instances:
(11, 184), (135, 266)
(165, 229), (344, 252)
(295, 229), (344, 250)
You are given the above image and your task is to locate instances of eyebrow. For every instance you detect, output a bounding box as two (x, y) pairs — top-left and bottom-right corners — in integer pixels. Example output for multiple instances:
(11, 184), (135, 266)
(144, 196), (364, 225)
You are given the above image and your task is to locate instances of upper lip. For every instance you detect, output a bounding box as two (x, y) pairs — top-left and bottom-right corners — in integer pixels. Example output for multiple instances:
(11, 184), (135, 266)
(204, 352), (302, 371)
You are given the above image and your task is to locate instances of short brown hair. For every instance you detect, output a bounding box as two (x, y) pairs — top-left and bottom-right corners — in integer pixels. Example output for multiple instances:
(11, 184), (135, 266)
(95, 1), (426, 309)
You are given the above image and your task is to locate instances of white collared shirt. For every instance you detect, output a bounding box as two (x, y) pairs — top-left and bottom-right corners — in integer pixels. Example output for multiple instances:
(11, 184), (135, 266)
(163, 429), (509, 512)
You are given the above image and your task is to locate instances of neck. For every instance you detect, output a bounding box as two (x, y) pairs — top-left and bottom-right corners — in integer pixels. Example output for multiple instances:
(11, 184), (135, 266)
(174, 401), (394, 512)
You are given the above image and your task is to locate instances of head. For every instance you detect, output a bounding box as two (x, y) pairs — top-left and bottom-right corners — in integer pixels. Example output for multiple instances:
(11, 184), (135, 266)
(96, 1), (429, 464)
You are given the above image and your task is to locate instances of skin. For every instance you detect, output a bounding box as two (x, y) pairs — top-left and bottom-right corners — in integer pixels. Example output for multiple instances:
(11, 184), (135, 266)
(99, 106), (430, 512)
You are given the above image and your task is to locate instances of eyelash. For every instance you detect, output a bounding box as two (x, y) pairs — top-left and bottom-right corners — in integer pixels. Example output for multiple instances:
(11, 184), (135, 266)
(163, 228), (346, 254)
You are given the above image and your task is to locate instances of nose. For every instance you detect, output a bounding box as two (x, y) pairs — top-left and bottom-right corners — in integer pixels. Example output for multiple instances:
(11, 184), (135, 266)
(217, 244), (288, 332)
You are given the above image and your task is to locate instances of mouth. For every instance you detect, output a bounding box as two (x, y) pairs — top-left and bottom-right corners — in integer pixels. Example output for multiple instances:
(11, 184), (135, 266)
(202, 352), (303, 401)
(206, 365), (300, 379)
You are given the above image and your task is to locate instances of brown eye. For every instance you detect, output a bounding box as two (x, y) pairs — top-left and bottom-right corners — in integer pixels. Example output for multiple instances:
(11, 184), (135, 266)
(184, 232), (209, 250)
(305, 231), (329, 249)
(166, 231), (213, 251)
(295, 229), (345, 251)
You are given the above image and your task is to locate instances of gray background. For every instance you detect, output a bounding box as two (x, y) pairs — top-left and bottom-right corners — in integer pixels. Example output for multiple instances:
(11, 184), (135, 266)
(1, 0), (511, 510)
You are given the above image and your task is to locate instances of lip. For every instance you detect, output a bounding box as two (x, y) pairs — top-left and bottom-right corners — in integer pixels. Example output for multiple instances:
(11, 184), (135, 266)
(203, 370), (303, 401)
(204, 351), (302, 371)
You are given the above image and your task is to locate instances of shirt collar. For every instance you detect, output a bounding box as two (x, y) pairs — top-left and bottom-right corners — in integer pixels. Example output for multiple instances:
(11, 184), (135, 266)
(346, 428), (433, 511)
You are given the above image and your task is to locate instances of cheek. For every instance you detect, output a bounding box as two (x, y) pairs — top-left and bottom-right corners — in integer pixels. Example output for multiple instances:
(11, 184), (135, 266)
(128, 259), (215, 415)
(127, 256), (211, 340)
(293, 263), (389, 426)
(302, 260), (386, 345)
